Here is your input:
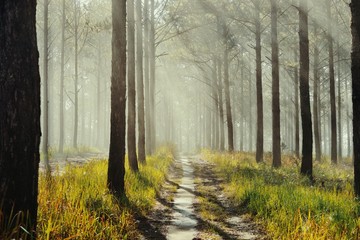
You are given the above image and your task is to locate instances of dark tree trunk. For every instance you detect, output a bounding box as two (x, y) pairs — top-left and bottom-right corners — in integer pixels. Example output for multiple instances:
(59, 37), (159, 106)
(223, 47), (234, 151)
(294, 50), (300, 159)
(218, 59), (225, 151)
(107, 0), (127, 198)
(271, 0), (281, 168)
(313, 24), (321, 162)
(136, 0), (146, 164)
(127, 0), (139, 172)
(254, 0), (264, 162)
(43, 0), (51, 172)
(240, 60), (244, 152)
(0, 0), (41, 234)
(59, 0), (66, 153)
(299, 0), (313, 178)
(351, 0), (360, 197)
(327, 3), (338, 164)
(337, 41), (342, 160)
(346, 76), (351, 157)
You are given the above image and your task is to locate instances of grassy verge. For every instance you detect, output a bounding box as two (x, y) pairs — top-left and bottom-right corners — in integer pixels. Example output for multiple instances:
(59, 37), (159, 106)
(36, 146), (174, 239)
(202, 150), (360, 239)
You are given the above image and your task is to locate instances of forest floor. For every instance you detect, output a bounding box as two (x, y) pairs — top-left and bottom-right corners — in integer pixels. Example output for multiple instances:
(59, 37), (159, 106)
(138, 156), (268, 240)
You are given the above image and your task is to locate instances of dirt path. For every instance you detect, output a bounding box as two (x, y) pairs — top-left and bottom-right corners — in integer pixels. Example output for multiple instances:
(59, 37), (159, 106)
(138, 156), (268, 240)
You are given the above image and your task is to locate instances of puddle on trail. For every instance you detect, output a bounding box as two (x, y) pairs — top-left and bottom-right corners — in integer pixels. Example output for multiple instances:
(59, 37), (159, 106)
(167, 157), (198, 240)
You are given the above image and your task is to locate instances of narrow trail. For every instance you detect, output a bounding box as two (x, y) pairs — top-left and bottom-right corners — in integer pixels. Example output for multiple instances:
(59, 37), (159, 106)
(138, 156), (268, 240)
(167, 157), (198, 239)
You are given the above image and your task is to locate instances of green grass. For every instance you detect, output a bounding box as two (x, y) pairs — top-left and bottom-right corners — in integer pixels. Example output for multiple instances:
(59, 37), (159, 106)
(202, 150), (360, 239)
(35, 146), (174, 240)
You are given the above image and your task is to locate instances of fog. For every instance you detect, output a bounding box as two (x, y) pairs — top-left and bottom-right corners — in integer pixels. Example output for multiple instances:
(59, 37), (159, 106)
(36, 0), (352, 157)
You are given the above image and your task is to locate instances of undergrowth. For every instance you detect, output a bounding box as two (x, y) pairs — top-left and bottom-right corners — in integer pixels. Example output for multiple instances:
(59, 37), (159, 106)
(202, 150), (360, 239)
(35, 146), (173, 240)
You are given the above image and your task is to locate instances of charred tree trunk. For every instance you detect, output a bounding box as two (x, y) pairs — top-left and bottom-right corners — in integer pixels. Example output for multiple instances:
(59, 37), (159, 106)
(313, 24), (321, 162)
(127, 0), (139, 172)
(136, 0), (146, 164)
(299, 0), (313, 178)
(271, 0), (281, 168)
(0, 0), (41, 233)
(254, 0), (264, 162)
(107, 0), (127, 198)
(327, 3), (338, 164)
(351, 0), (360, 197)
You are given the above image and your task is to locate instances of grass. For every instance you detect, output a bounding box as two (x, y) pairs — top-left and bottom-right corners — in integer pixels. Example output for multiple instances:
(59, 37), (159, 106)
(202, 150), (360, 239)
(35, 146), (174, 240)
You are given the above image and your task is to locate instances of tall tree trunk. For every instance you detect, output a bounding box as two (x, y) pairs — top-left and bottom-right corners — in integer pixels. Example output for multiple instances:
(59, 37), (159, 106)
(223, 47), (234, 151)
(73, 0), (79, 149)
(136, 0), (146, 164)
(144, 0), (151, 155)
(149, 0), (156, 153)
(43, 0), (51, 172)
(0, 0), (41, 233)
(127, 0), (139, 172)
(351, 0), (360, 197)
(313, 24), (321, 162)
(294, 50), (300, 158)
(327, 3), (337, 164)
(213, 58), (220, 150)
(108, 0), (127, 198)
(299, 0), (313, 178)
(59, 0), (66, 153)
(218, 60), (225, 151)
(337, 41), (342, 160)
(271, 0), (281, 168)
(254, 0), (263, 162)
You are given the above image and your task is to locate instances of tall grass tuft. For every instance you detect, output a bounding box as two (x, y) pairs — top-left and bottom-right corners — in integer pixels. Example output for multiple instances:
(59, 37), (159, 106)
(35, 146), (173, 239)
(202, 150), (360, 239)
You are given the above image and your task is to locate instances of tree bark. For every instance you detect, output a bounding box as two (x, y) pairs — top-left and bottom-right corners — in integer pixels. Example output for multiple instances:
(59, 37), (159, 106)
(254, 0), (264, 162)
(271, 0), (281, 168)
(313, 24), (321, 162)
(136, 0), (146, 164)
(351, 0), (360, 197)
(337, 41), (342, 160)
(299, 0), (313, 178)
(327, 3), (338, 164)
(127, 0), (139, 172)
(108, 0), (127, 198)
(223, 47), (234, 151)
(0, 0), (41, 233)
(59, 0), (66, 153)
